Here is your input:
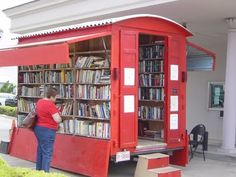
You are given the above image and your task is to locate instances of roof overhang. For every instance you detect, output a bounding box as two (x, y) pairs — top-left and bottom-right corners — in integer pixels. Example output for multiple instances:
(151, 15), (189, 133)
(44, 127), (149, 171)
(187, 41), (216, 71)
(15, 14), (192, 39)
(0, 32), (110, 66)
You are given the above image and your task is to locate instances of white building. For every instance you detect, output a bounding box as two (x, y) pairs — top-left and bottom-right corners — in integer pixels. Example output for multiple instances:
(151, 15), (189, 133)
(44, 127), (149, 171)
(2, 0), (236, 152)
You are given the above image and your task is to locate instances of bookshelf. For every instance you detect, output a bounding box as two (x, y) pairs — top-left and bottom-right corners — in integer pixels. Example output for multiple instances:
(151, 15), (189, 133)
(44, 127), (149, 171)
(138, 34), (165, 142)
(17, 36), (111, 139)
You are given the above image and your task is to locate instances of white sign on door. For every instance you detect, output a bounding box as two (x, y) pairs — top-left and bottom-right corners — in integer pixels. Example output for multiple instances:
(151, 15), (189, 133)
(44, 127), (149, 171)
(124, 95), (134, 113)
(170, 114), (178, 130)
(124, 68), (135, 86)
(170, 65), (179, 81)
(170, 95), (178, 112)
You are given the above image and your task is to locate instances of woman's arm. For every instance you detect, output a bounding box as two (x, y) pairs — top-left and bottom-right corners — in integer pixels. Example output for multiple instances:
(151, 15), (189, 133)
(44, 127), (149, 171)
(52, 112), (62, 123)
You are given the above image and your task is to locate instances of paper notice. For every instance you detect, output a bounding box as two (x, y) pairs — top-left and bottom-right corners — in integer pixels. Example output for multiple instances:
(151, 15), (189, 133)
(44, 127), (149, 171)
(124, 95), (134, 113)
(124, 68), (135, 86)
(170, 114), (178, 130)
(170, 95), (178, 112)
(170, 65), (179, 81)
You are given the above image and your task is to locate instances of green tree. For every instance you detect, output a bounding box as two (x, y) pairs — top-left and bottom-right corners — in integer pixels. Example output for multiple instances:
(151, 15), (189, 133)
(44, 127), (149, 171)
(0, 81), (16, 93)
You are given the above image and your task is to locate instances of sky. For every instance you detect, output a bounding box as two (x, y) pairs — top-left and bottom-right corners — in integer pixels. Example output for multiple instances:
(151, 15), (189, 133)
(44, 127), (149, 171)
(0, 1), (33, 84)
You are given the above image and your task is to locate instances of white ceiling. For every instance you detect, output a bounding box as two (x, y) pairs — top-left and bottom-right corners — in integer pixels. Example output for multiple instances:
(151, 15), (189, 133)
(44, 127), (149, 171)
(4, 0), (236, 49)
(83, 0), (234, 49)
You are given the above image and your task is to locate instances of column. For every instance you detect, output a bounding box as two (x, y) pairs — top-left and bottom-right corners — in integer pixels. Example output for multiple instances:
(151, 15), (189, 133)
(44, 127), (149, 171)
(222, 18), (236, 152)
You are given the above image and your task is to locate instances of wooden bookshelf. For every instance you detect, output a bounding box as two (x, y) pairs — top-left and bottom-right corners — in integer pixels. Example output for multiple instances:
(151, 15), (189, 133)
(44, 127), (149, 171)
(75, 67), (110, 70)
(71, 49), (111, 55)
(75, 83), (110, 85)
(19, 96), (43, 99)
(138, 118), (164, 122)
(76, 98), (110, 101)
(75, 116), (110, 121)
(139, 58), (164, 61)
(17, 36), (111, 139)
(138, 34), (165, 141)
(18, 83), (44, 85)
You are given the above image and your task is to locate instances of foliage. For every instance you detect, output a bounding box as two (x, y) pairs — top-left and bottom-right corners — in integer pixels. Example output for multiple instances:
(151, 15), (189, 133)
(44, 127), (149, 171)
(0, 157), (68, 177)
(0, 106), (17, 117)
(0, 81), (16, 94)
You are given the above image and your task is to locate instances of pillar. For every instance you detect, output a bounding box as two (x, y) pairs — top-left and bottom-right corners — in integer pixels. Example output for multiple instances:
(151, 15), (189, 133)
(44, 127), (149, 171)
(221, 18), (236, 152)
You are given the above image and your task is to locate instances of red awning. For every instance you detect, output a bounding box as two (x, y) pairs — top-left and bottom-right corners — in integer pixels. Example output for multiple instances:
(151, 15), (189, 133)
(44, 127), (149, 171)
(0, 32), (110, 67)
(187, 41), (216, 71)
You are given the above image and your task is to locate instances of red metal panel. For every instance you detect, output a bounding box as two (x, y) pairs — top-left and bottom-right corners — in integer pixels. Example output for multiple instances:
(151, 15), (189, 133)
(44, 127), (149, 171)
(119, 30), (138, 149)
(110, 26), (121, 155)
(158, 170), (181, 177)
(147, 157), (169, 169)
(0, 43), (69, 66)
(170, 131), (189, 166)
(9, 128), (110, 177)
(166, 36), (186, 149)
(116, 17), (192, 37)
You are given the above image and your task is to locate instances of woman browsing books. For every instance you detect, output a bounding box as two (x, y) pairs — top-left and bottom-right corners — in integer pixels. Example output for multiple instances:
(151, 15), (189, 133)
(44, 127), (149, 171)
(34, 87), (63, 172)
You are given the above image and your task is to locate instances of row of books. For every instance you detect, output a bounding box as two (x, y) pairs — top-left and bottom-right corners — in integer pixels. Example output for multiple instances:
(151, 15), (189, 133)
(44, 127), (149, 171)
(18, 114), (110, 139)
(46, 63), (73, 69)
(19, 72), (43, 83)
(19, 63), (73, 71)
(138, 106), (164, 120)
(139, 44), (165, 59)
(18, 99), (36, 112)
(139, 60), (164, 73)
(76, 69), (111, 84)
(19, 65), (47, 71)
(75, 120), (110, 139)
(44, 70), (73, 83)
(139, 88), (164, 101)
(57, 102), (73, 116)
(78, 102), (110, 119)
(45, 85), (74, 98)
(58, 119), (74, 134)
(77, 85), (110, 99)
(75, 56), (110, 68)
(20, 85), (44, 97)
(139, 74), (164, 87)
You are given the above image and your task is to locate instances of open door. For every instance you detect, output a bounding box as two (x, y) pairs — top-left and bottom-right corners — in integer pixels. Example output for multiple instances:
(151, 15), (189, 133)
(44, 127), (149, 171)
(119, 30), (139, 149)
(166, 36), (187, 148)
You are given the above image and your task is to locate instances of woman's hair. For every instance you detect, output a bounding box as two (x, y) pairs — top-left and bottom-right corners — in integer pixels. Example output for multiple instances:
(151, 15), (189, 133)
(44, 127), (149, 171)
(46, 87), (58, 98)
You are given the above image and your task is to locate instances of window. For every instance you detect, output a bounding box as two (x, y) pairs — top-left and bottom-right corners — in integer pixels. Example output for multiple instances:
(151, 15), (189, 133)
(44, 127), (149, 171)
(208, 82), (224, 110)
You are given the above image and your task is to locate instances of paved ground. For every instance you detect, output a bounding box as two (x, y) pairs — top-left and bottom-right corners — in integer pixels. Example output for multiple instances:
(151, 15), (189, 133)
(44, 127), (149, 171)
(1, 153), (236, 177)
(1, 115), (236, 177)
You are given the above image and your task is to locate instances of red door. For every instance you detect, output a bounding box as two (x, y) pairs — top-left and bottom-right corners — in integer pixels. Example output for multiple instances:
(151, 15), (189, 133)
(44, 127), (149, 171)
(166, 36), (186, 148)
(119, 30), (139, 149)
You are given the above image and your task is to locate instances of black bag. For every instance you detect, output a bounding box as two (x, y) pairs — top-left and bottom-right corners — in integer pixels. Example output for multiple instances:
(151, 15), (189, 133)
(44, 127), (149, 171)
(22, 112), (37, 129)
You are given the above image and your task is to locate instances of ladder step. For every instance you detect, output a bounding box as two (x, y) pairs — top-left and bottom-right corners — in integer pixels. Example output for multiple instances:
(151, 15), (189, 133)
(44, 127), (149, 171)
(139, 153), (169, 169)
(148, 166), (181, 177)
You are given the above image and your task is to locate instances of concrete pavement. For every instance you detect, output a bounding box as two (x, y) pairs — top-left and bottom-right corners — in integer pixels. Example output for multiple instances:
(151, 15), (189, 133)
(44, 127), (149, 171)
(1, 115), (236, 177)
(1, 152), (236, 177)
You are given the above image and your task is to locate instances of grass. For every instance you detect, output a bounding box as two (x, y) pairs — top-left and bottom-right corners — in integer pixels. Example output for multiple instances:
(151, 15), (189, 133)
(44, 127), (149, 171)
(0, 106), (17, 117)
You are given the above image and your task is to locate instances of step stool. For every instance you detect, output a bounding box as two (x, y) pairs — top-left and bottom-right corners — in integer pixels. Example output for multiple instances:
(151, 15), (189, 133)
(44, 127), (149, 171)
(134, 153), (181, 177)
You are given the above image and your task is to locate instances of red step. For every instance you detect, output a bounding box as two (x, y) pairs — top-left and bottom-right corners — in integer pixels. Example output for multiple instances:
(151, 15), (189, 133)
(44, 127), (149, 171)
(134, 153), (182, 177)
(149, 166), (181, 177)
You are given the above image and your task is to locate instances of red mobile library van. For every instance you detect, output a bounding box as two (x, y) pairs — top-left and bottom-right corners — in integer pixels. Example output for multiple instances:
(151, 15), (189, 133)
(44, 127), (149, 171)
(0, 14), (195, 177)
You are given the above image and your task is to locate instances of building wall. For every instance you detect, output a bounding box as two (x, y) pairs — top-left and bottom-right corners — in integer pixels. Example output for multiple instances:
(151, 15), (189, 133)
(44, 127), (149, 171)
(3, 0), (228, 145)
(187, 34), (227, 145)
